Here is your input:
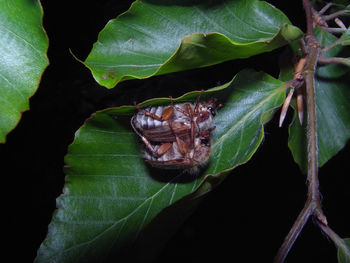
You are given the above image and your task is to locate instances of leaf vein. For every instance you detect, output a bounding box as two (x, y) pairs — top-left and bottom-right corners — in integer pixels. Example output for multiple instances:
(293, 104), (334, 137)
(0, 71), (26, 100)
(0, 24), (44, 57)
(169, 184), (177, 205)
(141, 3), (189, 33)
(136, 198), (153, 237)
(192, 6), (233, 38)
(223, 1), (277, 37)
(46, 178), (180, 261)
(213, 88), (281, 148)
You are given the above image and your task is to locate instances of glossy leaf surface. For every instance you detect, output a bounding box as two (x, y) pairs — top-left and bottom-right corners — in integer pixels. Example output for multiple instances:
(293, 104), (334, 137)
(288, 28), (350, 172)
(84, 0), (302, 88)
(0, 0), (48, 142)
(35, 69), (285, 263)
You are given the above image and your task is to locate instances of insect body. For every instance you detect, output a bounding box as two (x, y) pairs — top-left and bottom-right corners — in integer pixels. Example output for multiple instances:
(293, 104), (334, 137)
(143, 136), (211, 173)
(132, 101), (217, 144)
(131, 97), (219, 172)
(132, 104), (191, 142)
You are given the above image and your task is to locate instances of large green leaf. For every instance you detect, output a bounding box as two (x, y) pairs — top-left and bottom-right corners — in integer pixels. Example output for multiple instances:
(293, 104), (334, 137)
(0, 0), (49, 143)
(338, 238), (350, 263)
(288, 28), (350, 172)
(83, 0), (302, 89)
(35, 69), (285, 263)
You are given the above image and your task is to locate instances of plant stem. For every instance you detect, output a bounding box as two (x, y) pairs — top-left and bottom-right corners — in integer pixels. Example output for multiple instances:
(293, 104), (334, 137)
(318, 56), (350, 67)
(274, 1), (326, 262)
(317, 222), (350, 258)
(304, 45), (320, 207)
(323, 10), (350, 21)
(322, 38), (342, 53)
(274, 44), (322, 263)
(320, 26), (347, 33)
(273, 201), (314, 263)
(303, 0), (314, 36)
(275, 1), (349, 262)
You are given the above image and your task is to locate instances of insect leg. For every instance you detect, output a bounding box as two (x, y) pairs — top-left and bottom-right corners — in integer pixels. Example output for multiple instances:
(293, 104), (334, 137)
(159, 96), (176, 121)
(131, 115), (171, 156)
(156, 143), (172, 156)
(200, 126), (216, 138)
(161, 106), (174, 121)
(133, 101), (163, 121)
(184, 103), (197, 147)
(174, 106), (189, 117)
(140, 136), (172, 157)
(194, 90), (204, 113)
(168, 119), (189, 156)
(134, 101), (174, 122)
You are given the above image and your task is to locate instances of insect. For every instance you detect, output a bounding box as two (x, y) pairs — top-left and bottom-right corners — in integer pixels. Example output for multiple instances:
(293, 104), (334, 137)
(131, 96), (218, 158)
(130, 94), (220, 172)
(143, 135), (211, 174)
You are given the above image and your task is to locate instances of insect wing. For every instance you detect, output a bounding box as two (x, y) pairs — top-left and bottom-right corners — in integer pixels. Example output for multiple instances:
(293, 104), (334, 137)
(143, 121), (191, 142)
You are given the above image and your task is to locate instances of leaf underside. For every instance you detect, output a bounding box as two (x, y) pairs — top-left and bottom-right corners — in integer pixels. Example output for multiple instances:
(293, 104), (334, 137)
(0, 0), (48, 143)
(35, 69), (285, 263)
(84, 0), (302, 88)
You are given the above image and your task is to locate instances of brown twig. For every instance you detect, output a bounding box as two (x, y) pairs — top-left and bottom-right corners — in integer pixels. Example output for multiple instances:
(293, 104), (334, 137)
(318, 2), (333, 15)
(273, 200), (315, 263)
(274, 41), (323, 263)
(323, 9), (350, 21)
(320, 26), (347, 33)
(317, 222), (350, 258)
(318, 56), (350, 66)
(274, 1), (327, 262)
(303, 0), (314, 36)
(303, 44), (322, 215)
(322, 38), (343, 53)
(275, 1), (350, 262)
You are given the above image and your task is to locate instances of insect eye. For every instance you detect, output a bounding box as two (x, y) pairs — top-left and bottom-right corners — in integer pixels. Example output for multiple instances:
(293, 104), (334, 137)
(208, 107), (216, 116)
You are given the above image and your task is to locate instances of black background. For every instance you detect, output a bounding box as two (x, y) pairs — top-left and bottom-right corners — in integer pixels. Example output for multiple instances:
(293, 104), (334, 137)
(1, 1), (349, 262)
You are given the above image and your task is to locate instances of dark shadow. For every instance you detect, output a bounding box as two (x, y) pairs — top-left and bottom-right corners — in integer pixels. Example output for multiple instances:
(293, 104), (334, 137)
(146, 160), (209, 183)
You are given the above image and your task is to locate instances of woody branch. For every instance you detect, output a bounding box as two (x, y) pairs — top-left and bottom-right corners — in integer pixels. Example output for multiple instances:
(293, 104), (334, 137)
(274, 0), (348, 262)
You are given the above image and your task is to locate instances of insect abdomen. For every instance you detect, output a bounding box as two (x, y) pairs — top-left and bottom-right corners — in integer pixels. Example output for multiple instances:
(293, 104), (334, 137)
(135, 106), (166, 130)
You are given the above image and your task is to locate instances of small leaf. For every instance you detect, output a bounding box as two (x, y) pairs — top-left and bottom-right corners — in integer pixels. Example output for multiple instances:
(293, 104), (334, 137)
(288, 28), (350, 172)
(83, 0), (302, 88)
(35, 69), (285, 263)
(0, 0), (49, 143)
(341, 27), (350, 45)
(338, 238), (350, 263)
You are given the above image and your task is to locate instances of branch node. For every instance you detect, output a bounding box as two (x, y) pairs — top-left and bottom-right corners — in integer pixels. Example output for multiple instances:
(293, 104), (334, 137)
(314, 207), (328, 226)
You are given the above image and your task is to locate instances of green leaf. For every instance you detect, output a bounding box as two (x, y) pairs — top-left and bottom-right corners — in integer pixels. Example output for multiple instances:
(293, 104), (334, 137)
(35, 69), (285, 263)
(83, 0), (302, 89)
(0, 0), (49, 143)
(288, 28), (350, 172)
(338, 238), (350, 263)
(341, 27), (350, 46)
